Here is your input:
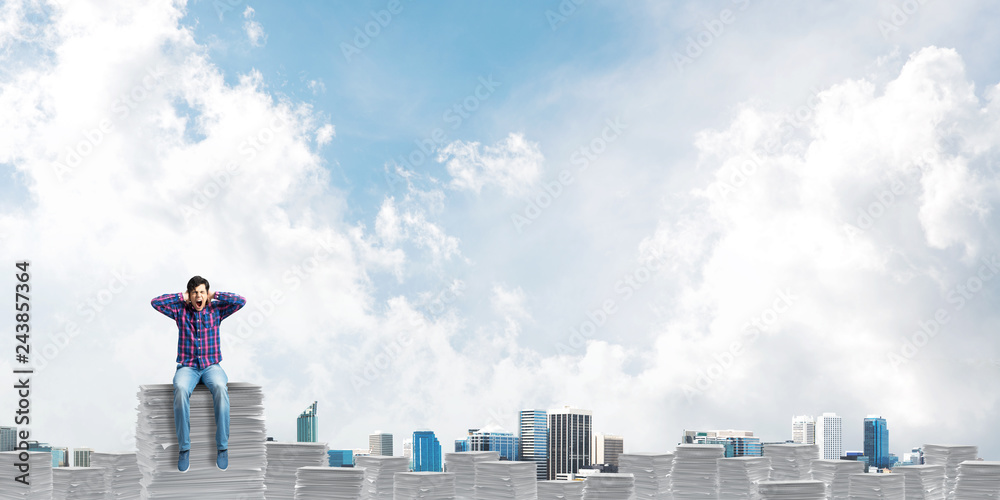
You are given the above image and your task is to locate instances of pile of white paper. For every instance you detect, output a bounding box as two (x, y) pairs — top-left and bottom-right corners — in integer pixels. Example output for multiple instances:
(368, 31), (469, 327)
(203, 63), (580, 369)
(474, 460), (538, 500)
(953, 461), (1000, 499)
(0, 451), (52, 499)
(537, 480), (585, 500)
(53, 466), (106, 500)
(91, 452), (141, 499)
(718, 456), (771, 500)
(619, 452), (673, 499)
(808, 459), (863, 500)
(582, 473), (635, 500)
(293, 466), (365, 499)
(394, 471), (457, 500)
(763, 444), (817, 480)
(923, 444), (978, 498)
(892, 465), (945, 500)
(444, 451), (500, 499)
(356, 455), (410, 500)
(758, 480), (826, 500)
(848, 473), (904, 500)
(671, 444), (725, 500)
(263, 442), (328, 500)
(135, 382), (267, 499)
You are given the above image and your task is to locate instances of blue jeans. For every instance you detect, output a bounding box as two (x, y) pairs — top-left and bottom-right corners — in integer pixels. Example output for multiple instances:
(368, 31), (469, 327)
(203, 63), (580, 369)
(173, 364), (229, 452)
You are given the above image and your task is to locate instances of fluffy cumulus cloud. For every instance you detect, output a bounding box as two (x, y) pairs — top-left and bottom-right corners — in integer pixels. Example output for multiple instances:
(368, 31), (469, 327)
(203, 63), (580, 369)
(439, 132), (544, 196)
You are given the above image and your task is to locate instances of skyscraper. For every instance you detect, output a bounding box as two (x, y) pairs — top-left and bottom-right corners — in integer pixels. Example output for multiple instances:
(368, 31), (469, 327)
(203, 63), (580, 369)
(74, 448), (93, 467)
(547, 406), (592, 480)
(864, 415), (889, 469)
(792, 415), (815, 444)
(592, 434), (624, 468)
(466, 426), (519, 461)
(519, 409), (548, 481)
(816, 413), (843, 460)
(328, 449), (353, 467)
(412, 430), (442, 472)
(297, 401), (317, 442)
(0, 427), (15, 452)
(369, 431), (393, 456)
(52, 446), (70, 467)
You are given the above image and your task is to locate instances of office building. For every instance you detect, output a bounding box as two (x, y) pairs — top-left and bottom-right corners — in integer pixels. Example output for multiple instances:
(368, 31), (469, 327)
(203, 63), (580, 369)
(403, 440), (412, 463)
(680, 430), (761, 457)
(547, 406), (592, 480)
(466, 426), (519, 461)
(52, 446), (70, 467)
(519, 409), (548, 481)
(369, 431), (393, 456)
(454, 439), (469, 452)
(842, 451), (870, 473)
(74, 448), (93, 467)
(328, 449), (353, 467)
(592, 434), (624, 468)
(412, 430), (442, 472)
(0, 426), (15, 452)
(816, 413), (843, 460)
(864, 415), (889, 469)
(297, 401), (317, 442)
(792, 415), (815, 444)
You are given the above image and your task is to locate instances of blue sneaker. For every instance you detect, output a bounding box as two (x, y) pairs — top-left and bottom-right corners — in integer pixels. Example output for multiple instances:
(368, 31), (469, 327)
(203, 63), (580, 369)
(178, 450), (190, 472)
(217, 449), (228, 471)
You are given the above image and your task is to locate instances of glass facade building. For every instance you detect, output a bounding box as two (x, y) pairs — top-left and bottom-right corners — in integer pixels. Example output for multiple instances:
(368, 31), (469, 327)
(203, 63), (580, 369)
(864, 416), (889, 469)
(466, 428), (519, 461)
(297, 401), (317, 442)
(519, 409), (548, 481)
(0, 427), (15, 452)
(412, 430), (442, 472)
(328, 449), (353, 467)
(547, 406), (592, 480)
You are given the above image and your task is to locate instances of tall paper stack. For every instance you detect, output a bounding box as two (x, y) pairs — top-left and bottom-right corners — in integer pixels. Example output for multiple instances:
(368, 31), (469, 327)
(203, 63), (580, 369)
(474, 461), (538, 500)
(847, 474), (904, 500)
(718, 456), (771, 500)
(537, 480), (585, 500)
(671, 444), (725, 500)
(394, 471), (458, 500)
(264, 442), (329, 500)
(0, 451), (53, 500)
(619, 452), (673, 500)
(763, 444), (818, 481)
(53, 466), (107, 500)
(293, 466), (365, 499)
(444, 451), (500, 500)
(355, 455), (410, 500)
(893, 465), (946, 500)
(91, 452), (142, 499)
(135, 382), (267, 499)
(953, 461), (1000, 499)
(809, 459), (863, 500)
(582, 473), (635, 500)
(923, 444), (978, 499)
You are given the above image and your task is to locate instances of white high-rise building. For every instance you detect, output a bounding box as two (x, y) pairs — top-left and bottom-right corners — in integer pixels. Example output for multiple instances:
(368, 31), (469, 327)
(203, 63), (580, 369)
(547, 406), (592, 480)
(815, 413), (842, 459)
(592, 434), (624, 467)
(792, 415), (815, 444)
(369, 431), (393, 456)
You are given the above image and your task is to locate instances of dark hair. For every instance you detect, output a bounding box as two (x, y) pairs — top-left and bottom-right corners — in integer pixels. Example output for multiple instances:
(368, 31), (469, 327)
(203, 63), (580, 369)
(186, 276), (210, 292)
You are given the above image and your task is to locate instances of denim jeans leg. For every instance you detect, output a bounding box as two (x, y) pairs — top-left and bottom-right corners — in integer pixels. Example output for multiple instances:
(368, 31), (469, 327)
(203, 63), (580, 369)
(172, 365), (200, 452)
(201, 364), (230, 451)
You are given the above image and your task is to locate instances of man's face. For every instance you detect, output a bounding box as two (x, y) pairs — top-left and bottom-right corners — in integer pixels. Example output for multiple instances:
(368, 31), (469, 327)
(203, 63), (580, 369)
(189, 284), (209, 311)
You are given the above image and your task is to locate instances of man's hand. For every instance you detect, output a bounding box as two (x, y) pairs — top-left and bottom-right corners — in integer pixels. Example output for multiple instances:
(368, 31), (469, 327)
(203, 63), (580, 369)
(208, 291), (216, 302)
(183, 291), (189, 304)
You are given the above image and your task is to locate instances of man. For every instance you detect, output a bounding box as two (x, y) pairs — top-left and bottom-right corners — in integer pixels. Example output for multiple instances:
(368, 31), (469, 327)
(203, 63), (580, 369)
(151, 276), (246, 472)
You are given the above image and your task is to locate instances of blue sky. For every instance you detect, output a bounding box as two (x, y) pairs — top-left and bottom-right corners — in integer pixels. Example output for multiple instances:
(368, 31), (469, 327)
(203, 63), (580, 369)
(3, 0), (1000, 465)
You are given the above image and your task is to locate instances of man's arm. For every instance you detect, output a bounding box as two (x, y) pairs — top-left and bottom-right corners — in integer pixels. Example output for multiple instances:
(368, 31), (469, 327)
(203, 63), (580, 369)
(151, 293), (185, 320)
(212, 292), (247, 321)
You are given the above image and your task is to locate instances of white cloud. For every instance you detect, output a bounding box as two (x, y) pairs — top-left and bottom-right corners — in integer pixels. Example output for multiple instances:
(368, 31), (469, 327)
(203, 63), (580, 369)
(316, 123), (334, 146)
(439, 132), (543, 196)
(242, 6), (266, 47)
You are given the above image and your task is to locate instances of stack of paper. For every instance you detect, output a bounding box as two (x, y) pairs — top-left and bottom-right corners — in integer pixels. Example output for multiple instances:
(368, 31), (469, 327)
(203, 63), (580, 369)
(444, 451), (500, 499)
(537, 480), (585, 500)
(891, 465), (945, 500)
(293, 466), (365, 499)
(618, 452), (673, 499)
(582, 473), (635, 500)
(848, 473), (904, 500)
(762, 444), (817, 480)
(91, 452), (141, 499)
(718, 456), (771, 500)
(809, 459), (863, 500)
(394, 471), (457, 500)
(671, 444), (725, 499)
(923, 444), (978, 498)
(953, 461), (1000, 499)
(52, 466), (106, 499)
(0, 451), (52, 499)
(356, 455), (410, 500)
(474, 460), (538, 499)
(135, 382), (267, 499)
(263, 442), (328, 499)
(757, 480), (826, 500)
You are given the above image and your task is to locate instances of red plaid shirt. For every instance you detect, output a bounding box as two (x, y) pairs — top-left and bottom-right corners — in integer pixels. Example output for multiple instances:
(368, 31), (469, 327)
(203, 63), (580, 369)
(151, 292), (246, 369)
